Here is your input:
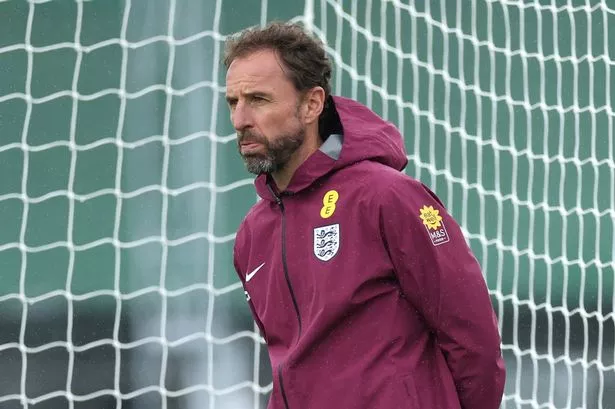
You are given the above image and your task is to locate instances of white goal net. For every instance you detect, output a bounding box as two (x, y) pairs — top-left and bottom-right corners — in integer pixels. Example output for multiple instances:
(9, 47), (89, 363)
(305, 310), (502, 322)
(0, 0), (613, 409)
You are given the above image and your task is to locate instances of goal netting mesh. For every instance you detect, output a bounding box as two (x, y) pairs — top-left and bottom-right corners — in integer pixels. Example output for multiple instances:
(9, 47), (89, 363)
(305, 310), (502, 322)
(0, 0), (613, 408)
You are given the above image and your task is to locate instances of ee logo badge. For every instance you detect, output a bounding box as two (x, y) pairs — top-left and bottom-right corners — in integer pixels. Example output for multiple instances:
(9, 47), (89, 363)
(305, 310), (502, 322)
(320, 190), (339, 218)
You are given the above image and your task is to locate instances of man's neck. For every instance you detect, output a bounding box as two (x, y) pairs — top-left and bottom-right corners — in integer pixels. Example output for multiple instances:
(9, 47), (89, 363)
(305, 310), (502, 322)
(271, 131), (322, 192)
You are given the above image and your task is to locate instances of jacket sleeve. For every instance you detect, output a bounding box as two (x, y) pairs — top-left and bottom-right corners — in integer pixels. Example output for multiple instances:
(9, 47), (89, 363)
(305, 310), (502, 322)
(378, 176), (506, 409)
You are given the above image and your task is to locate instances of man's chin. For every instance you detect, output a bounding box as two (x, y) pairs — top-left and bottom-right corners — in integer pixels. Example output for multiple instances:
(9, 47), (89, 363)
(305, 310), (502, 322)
(244, 157), (274, 175)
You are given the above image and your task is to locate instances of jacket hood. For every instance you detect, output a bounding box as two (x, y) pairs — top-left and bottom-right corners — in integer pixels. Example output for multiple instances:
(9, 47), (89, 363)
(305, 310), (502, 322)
(255, 95), (408, 200)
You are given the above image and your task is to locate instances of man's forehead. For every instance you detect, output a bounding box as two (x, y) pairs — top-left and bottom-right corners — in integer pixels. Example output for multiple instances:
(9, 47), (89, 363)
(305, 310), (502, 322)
(226, 49), (288, 88)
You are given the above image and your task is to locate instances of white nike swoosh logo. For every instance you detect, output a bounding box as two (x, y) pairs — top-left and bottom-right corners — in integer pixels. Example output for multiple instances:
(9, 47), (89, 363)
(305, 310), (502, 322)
(246, 262), (265, 282)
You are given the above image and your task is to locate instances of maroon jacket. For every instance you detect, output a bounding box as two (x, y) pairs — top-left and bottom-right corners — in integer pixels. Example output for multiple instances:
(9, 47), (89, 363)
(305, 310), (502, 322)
(233, 96), (506, 409)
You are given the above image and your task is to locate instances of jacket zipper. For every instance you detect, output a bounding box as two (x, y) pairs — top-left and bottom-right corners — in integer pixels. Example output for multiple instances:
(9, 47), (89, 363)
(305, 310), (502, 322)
(268, 186), (302, 409)
(277, 194), (302, 336)
(278, 366), (292, 409)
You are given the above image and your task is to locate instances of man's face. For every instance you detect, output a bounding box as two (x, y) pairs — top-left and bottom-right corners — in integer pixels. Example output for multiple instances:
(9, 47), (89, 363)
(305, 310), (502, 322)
(225, 49), (306, 175)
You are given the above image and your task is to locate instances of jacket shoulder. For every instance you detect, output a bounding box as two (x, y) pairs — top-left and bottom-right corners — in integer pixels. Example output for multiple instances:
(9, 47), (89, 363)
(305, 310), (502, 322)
(347, 161), (446, 210)
(347, 160), (427, 192)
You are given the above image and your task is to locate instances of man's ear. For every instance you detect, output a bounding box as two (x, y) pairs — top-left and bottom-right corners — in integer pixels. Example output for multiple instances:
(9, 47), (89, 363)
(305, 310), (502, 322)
(301, 86), (326, 125)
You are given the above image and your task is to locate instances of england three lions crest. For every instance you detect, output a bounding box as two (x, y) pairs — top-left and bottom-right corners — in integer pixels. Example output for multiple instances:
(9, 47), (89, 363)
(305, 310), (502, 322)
(313, 224), (340, 261)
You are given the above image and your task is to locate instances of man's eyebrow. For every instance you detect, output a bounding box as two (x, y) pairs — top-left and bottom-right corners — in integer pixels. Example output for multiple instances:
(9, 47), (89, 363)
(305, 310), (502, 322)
(226, 90), (271, 100)
(244, 90), (272, 98)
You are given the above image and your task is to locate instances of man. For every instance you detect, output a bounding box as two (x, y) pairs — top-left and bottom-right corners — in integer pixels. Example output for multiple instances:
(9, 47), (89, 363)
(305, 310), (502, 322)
(225, 21), (506, 409)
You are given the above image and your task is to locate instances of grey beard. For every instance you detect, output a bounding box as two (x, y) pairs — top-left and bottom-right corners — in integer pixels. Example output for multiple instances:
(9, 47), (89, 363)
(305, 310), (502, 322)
(241, 127), (305, 175)
(244, 155), (276, 174)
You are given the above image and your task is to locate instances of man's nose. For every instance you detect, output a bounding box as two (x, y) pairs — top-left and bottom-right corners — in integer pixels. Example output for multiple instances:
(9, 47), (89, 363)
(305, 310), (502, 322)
(232, 102), (253, 132)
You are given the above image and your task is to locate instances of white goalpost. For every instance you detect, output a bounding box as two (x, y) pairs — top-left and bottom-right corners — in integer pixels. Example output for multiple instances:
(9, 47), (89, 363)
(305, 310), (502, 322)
(0, 0), (613, 409)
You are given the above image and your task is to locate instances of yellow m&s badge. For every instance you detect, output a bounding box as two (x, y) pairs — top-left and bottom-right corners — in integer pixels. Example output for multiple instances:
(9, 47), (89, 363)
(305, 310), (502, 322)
(320, 190), (339, 218)
(419, 205), (450, 246)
